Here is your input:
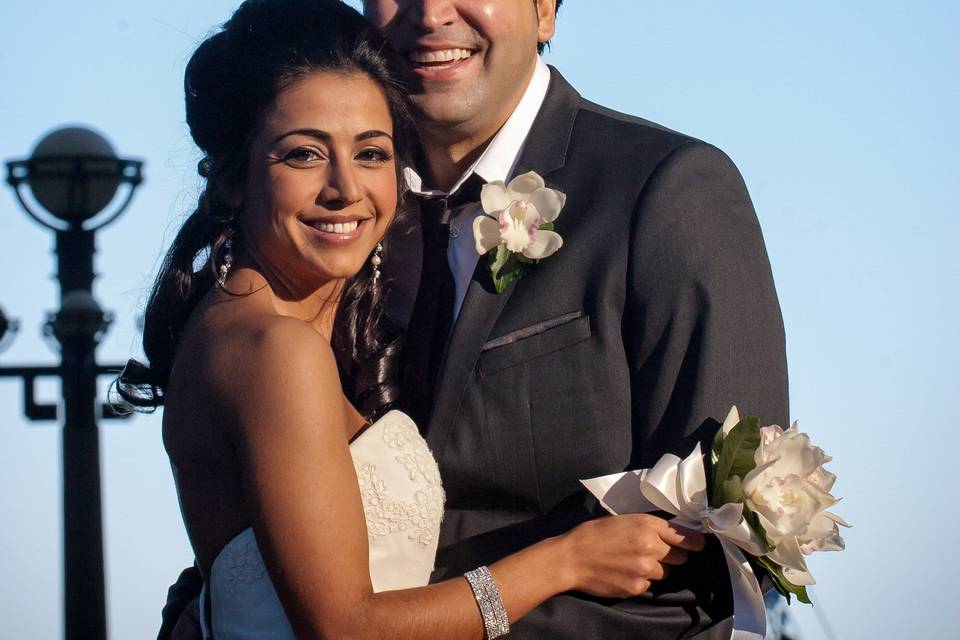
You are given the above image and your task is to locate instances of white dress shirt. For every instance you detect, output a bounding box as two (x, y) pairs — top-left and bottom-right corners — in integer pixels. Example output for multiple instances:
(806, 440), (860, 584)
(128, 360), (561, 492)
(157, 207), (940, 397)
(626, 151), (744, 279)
(404, 57), (551, 320)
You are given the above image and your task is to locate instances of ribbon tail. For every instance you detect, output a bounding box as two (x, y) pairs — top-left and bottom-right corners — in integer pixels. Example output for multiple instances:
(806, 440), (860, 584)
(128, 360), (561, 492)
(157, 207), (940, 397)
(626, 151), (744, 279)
(717, 537), (766, 640)
(580, 471), (660, 516)
(581, 473), (629, 515)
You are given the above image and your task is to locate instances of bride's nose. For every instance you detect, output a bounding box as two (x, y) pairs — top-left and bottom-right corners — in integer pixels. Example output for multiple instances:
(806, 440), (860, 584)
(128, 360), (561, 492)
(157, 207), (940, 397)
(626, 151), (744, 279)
(317, 161), (362, 209)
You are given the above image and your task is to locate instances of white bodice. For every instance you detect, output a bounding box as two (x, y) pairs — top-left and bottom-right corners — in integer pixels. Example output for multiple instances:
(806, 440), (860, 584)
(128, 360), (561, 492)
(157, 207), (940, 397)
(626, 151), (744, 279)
(200, 410), (444, 639)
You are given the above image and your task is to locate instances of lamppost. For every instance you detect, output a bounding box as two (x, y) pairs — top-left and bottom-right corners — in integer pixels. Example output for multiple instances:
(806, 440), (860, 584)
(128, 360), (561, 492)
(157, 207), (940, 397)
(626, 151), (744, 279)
(2, 126), (144, 640)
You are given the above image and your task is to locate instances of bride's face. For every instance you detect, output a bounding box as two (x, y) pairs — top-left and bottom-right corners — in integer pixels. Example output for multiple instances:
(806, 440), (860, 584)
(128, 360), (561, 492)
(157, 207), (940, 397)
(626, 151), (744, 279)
(238, 71), (398, 291)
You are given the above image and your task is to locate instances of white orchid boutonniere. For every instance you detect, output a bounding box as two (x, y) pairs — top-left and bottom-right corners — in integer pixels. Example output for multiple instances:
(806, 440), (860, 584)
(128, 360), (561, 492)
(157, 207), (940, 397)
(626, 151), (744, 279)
(472, 171), (565, 293)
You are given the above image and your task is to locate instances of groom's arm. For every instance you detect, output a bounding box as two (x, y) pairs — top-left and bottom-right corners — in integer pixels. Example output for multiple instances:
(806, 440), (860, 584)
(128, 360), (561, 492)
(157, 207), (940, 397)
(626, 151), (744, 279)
(614, 140), (788, 634)
(625, 140), (789, 467)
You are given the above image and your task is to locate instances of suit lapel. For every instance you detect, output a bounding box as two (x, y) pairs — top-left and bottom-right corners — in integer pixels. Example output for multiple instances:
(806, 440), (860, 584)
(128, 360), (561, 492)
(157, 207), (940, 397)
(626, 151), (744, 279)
(423, 266), (517, 456)
(423, 67), (584, 461)
(511, 67), (581, 177)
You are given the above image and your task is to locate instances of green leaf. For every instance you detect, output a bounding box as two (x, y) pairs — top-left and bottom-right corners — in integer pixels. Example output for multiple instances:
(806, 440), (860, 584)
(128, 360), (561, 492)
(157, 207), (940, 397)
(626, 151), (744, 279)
(490, 244), (512, 276)
(753, 555), (811, 605)
(742, 505), (775, 553)
(493, 265), (522, 293)
(711, 416), (760, 505)
(718, 476), (745, 506)
(539, 221), (555, 232)
(489, 246), (523, 293)
(710, 426), (725, 468)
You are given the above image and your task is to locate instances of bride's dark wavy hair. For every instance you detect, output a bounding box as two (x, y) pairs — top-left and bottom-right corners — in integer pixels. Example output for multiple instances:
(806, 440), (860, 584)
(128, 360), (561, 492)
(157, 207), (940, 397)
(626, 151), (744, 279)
(117, 0), (416, 419)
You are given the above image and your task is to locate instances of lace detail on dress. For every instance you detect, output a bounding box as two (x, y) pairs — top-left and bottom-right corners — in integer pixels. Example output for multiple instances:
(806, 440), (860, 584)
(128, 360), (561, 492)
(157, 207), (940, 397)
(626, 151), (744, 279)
(355, 416), (444, 546)
(218, 533), (268, 599)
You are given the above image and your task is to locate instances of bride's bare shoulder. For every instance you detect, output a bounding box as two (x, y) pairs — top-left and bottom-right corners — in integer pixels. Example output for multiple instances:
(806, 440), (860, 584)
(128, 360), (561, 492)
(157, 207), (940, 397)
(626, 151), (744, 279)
(169, 299), (341, 416)
(214, 311), (336, 388)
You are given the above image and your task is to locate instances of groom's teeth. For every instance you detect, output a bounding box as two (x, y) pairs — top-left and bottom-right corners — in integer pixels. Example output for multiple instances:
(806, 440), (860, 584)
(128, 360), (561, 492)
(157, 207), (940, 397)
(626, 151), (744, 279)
(314, 220), (359, 233)
(409, 49), (473, 64)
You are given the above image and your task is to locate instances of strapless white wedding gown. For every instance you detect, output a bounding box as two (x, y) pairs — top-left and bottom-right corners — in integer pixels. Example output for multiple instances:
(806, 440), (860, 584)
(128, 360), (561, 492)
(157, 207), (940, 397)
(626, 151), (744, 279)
(200, 410), (444, 639)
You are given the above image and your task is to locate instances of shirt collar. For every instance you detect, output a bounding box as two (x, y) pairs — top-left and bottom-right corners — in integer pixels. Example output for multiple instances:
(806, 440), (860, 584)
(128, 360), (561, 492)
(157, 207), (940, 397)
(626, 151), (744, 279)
(404, 57), (551, 197)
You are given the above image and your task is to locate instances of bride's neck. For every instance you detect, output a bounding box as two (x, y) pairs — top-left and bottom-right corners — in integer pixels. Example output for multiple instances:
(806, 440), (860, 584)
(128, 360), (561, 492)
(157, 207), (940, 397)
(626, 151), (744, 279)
(224, 253), (342, 340)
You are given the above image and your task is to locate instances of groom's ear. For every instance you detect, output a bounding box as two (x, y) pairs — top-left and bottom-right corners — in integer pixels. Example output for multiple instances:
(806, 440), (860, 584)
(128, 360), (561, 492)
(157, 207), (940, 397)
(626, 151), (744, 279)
(535, 0), (558, 52)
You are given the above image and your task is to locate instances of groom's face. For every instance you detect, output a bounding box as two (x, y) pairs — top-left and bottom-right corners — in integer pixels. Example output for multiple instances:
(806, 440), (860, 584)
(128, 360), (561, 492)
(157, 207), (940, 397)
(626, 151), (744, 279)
(364, 1), (556, 140)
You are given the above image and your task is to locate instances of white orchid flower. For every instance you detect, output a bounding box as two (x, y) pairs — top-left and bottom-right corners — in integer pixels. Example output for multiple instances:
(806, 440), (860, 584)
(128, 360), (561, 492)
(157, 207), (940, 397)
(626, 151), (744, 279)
(473, 171), (565, 260)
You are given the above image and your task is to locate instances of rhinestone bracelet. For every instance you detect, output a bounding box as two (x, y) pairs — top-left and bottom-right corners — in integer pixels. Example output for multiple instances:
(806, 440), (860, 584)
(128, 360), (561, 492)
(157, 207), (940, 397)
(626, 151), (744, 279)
(464, 565), (510, 639)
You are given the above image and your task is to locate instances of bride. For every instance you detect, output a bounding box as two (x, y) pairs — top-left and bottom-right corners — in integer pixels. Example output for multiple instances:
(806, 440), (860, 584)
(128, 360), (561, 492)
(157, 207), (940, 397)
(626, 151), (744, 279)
(120, 1), (704, 638)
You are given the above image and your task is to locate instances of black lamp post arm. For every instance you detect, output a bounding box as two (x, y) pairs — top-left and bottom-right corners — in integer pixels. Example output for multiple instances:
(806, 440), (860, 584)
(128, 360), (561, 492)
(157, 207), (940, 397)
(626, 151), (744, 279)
(0, 365), (59, 420)
(0, 364), (133, 422)
(84, 160), (143, 232)
(5, 160), (68, 231)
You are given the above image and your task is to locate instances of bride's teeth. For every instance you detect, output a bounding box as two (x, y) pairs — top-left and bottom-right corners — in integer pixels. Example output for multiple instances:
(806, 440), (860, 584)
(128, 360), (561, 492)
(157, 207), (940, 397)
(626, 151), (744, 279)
(312, 220), (359, 233)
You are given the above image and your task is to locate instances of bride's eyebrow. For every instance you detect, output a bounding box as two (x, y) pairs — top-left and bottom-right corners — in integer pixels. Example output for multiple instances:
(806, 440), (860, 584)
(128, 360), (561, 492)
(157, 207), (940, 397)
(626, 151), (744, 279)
(355, 130), (392, 142)
(273, 128), (393, 143)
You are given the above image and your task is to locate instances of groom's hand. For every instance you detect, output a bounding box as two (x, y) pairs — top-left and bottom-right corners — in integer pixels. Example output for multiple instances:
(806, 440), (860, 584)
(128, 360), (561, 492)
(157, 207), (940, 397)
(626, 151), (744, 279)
(560, 514), (706, 598)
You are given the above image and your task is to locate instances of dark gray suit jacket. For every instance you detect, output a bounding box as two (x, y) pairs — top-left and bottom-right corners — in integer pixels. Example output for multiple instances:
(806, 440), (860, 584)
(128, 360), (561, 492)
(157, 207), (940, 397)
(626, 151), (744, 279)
(400, 67), (789, 639)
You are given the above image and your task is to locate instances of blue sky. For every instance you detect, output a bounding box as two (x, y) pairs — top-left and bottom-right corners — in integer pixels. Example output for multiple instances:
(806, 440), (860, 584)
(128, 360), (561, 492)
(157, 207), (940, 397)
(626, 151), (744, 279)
(1, 1), (957, 638)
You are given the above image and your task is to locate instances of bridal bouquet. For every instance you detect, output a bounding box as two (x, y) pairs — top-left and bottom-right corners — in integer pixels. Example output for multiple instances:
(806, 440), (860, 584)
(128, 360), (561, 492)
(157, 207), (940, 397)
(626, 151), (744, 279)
(582, 407), (848, 640)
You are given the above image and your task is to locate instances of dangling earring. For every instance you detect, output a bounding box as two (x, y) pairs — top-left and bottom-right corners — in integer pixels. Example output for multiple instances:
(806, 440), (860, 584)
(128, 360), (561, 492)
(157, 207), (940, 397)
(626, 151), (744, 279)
(217, 237), (234, 287)
(370, 242), (383, 282)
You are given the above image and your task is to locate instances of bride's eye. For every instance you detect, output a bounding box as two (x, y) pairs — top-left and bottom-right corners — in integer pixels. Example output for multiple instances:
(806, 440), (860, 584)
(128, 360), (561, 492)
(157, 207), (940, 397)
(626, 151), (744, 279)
(356, 147), (392, 166)
(283, 147), (324, 166)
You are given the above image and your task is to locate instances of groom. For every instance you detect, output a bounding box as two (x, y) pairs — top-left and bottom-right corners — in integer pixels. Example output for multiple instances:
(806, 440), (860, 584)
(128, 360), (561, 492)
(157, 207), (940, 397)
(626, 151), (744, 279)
(370, 1), (787, 638)
(161, 1), (788, 638)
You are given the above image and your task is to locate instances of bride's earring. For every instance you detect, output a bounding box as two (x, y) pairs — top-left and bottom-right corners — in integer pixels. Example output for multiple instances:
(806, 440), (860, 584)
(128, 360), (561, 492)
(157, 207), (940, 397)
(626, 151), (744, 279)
(217, 237), (234, 287)
(371, 242), (383, 282)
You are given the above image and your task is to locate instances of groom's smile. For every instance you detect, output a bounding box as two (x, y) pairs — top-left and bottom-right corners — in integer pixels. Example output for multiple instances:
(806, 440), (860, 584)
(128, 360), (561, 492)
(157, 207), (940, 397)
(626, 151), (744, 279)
(399, 41), (481, 85)
(407, 47), (476, 72)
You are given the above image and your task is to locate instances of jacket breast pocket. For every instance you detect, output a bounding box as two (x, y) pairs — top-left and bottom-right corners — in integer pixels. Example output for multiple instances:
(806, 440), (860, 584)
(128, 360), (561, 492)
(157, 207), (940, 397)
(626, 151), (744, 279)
(477, 310), (591, 377)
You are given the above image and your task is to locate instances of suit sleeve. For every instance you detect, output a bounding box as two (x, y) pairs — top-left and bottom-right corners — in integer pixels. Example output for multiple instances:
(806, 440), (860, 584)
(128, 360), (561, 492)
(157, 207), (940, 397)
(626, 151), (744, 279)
(625, 141), (789, 467)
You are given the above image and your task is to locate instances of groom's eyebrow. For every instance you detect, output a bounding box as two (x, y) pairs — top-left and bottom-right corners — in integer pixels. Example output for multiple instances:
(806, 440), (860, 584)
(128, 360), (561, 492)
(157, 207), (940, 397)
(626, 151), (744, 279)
(274, 128), (393, 143)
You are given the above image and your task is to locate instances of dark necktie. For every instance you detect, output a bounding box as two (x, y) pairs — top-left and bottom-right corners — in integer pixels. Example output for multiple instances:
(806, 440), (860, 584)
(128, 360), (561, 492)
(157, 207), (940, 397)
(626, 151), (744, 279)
(402, 175), (485, 427)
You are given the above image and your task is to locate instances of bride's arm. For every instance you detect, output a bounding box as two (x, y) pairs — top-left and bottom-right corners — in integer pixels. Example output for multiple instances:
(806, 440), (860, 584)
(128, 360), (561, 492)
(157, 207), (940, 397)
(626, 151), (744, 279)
(225, 319), (701, 640)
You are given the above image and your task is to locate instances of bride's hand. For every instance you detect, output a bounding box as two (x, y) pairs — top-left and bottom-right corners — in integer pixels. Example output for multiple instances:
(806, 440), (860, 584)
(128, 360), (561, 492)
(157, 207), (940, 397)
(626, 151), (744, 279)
(558, 514), (706, 598)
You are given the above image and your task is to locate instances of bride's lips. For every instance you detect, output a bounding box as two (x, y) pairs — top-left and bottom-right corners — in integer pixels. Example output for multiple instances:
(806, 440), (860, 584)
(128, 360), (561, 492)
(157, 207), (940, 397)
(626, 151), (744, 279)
(403, 46), (478, 81)
(300, 215), (371, 246)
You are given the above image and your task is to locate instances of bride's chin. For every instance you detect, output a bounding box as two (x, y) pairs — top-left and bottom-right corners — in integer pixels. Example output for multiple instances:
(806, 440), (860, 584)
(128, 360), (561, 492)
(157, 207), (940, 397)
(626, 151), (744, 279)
(302, 253), (371, 282)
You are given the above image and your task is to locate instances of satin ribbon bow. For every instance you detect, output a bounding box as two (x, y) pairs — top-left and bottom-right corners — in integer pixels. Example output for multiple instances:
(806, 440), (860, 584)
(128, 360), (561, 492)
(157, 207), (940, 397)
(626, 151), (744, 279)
(581, 444), (769, 640)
